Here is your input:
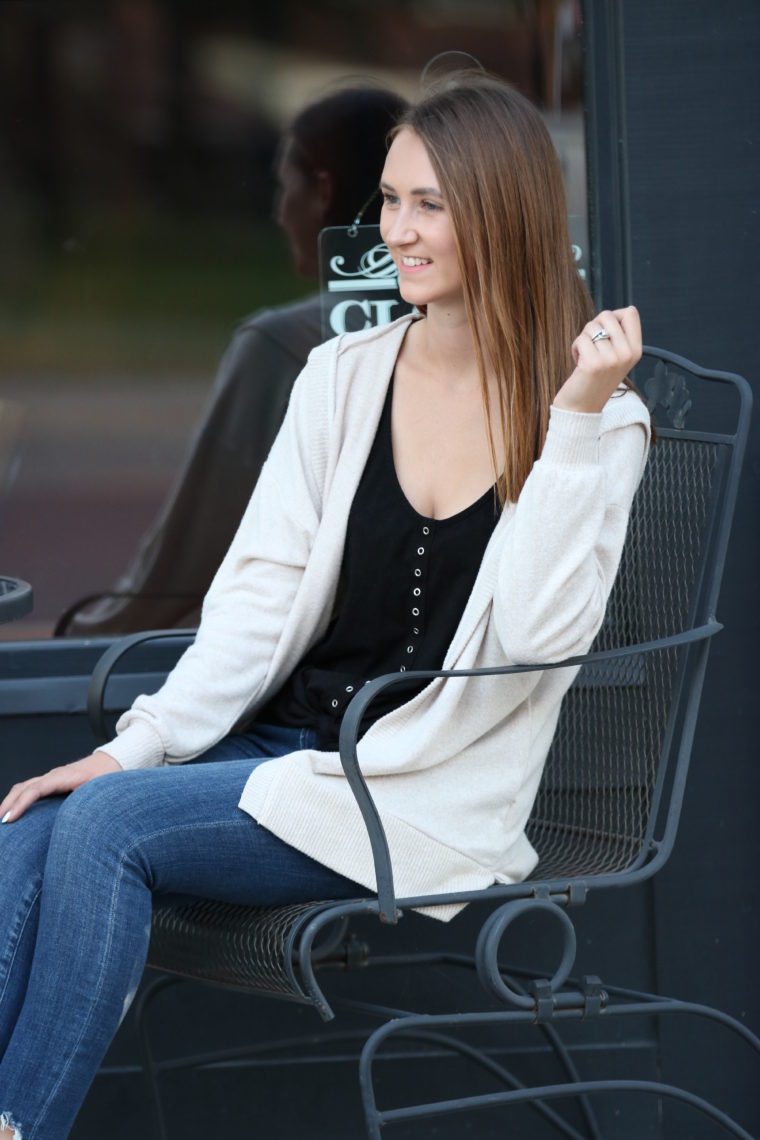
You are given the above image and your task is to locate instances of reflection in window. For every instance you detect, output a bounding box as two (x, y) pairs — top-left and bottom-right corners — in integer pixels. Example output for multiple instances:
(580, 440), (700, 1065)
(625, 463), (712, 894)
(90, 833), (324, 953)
(0, 0), (586, 639)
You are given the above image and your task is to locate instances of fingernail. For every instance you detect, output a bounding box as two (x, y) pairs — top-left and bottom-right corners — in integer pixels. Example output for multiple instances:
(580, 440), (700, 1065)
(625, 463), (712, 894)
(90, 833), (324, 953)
(1, 812), (12, 824)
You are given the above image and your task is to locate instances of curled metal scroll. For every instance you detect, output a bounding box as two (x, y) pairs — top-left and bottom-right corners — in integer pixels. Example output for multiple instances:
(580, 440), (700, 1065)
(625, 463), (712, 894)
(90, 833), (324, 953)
(475, 899), (577, 1010)
(643, 359), (693, 428)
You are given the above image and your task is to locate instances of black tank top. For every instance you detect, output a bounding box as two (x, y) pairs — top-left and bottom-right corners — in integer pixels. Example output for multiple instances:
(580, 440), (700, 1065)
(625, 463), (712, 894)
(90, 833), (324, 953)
(260, 375), (500, 749)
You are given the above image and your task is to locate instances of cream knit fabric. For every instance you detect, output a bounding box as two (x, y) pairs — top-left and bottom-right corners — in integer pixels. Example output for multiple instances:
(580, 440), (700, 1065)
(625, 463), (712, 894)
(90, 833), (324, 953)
(102, 315), (650, 920)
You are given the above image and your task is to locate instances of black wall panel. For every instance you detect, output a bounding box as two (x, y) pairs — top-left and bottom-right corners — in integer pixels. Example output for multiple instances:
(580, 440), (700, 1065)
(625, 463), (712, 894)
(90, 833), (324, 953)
(586, 1), (760, 1133)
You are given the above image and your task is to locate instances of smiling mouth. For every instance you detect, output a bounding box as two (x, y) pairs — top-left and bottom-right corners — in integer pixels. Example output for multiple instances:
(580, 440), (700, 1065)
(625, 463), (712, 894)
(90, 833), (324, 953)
(401, 256), (432, 267)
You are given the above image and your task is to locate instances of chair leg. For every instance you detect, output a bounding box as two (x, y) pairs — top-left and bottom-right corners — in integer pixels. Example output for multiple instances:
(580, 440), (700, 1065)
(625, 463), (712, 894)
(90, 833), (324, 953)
(362, 1024), (595, 1140)
(133, 974), (183, 1140)
(359, 1005), (760, 1139)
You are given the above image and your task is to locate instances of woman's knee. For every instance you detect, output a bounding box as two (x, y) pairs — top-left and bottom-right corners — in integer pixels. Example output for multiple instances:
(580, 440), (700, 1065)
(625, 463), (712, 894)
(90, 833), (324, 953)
(49, 773), (133, 862)
(0, 797), (62, 880)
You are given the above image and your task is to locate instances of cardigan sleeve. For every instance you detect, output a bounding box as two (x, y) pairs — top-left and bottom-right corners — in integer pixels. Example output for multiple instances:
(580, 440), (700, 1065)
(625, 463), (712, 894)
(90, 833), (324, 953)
(492, 390), (650, 665)
(99, 337), (338, 770)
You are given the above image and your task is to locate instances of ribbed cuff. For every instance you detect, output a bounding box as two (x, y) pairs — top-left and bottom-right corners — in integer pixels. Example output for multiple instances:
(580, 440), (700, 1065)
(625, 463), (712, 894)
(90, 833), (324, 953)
(541, 405), (602, 466)
(98, 721), (165, 770)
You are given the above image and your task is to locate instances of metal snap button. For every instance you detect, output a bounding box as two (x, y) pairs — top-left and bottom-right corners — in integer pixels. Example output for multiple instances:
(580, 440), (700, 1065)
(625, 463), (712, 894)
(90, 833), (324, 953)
(345, 685), (354, 693)
(406, 646), (413, 654)
(412, 607), (420, 616)
(413, 587), (421, 596)
(422, 526), (430, 535)
(413, 628), (419, 635)
(414, 569), (422, 577)
(331, 699), (339, 708)
(417, 546), (425, 555)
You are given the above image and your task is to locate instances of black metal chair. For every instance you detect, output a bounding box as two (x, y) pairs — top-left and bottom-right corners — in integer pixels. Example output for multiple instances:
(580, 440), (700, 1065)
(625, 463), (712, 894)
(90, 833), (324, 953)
(88, 346), (756, 1138)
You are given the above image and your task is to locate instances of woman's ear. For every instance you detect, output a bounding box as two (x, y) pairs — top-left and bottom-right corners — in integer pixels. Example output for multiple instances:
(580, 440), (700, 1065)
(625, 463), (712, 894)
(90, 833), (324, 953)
(313, 169), (335, 224)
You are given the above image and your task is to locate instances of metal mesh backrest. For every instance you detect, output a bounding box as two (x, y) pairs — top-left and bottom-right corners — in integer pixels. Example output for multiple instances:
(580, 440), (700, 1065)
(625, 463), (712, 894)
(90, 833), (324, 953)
(525, 435), (721, 879)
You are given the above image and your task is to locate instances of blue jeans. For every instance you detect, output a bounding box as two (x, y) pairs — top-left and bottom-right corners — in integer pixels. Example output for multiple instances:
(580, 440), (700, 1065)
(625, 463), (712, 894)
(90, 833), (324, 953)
(0, 724), (365, 1139)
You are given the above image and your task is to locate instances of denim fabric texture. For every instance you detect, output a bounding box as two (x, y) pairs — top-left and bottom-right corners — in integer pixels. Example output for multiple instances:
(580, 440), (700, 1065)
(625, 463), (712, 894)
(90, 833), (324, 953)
(0, 724), (364, 1139)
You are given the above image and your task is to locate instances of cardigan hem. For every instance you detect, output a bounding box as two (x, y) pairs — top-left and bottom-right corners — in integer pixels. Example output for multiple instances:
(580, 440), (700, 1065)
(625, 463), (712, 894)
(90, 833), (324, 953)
(240, 753), (539, 922)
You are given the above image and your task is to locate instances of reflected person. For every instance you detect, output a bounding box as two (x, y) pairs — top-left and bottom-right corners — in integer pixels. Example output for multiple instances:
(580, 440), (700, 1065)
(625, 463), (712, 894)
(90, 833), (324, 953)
(62, 85), (408, 636)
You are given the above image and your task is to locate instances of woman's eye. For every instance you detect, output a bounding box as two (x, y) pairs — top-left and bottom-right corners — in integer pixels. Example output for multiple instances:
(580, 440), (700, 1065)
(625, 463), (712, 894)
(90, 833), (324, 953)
(381, 193), (399, 206)
(420, 199), (443, 213)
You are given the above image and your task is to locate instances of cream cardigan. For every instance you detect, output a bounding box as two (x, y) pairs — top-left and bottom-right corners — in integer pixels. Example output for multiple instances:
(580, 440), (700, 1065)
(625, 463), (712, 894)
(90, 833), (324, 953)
(102, 315), (650, 920)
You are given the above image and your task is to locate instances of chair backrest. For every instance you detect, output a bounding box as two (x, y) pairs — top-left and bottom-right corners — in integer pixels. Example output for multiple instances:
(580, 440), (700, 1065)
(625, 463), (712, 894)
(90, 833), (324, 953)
(525, 346), (751, 885)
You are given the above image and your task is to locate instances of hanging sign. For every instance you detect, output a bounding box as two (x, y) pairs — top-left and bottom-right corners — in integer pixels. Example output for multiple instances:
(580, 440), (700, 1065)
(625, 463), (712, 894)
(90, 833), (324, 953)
(318, 225), (413, 340)
(568, 214), (589, 283)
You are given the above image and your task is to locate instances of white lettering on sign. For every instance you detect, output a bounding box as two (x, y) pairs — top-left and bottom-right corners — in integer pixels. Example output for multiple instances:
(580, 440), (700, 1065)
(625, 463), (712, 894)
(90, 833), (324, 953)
(328, 243), (398, 288)
(328, 298), (402, 335)
(571, 243), (587, 281)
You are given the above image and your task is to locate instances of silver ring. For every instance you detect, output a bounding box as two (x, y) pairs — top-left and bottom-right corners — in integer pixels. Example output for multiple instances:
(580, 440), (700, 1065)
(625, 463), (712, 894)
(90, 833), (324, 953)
(591, 328), (611, 343)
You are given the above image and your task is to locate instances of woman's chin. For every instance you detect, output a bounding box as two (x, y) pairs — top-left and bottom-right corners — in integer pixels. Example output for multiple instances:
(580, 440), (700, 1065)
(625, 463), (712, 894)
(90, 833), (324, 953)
(397, 280), (429, 306)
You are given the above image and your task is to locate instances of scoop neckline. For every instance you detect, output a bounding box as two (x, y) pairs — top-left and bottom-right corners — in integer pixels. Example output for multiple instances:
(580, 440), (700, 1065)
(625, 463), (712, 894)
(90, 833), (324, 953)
(382, 374), (497, 527)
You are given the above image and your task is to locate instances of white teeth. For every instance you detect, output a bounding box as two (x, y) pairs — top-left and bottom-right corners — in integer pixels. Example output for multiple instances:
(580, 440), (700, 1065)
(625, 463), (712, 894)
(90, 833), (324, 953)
(401, 256), (432, 266)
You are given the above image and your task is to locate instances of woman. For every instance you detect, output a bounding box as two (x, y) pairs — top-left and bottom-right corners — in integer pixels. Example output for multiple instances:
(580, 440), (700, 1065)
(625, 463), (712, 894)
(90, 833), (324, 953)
(0, 71), (649, 1138)
(61, 84), (407, 636)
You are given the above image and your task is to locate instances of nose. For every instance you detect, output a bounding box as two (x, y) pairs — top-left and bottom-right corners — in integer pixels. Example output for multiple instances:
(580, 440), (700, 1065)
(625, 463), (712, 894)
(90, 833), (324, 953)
(382, 203), (418, 247)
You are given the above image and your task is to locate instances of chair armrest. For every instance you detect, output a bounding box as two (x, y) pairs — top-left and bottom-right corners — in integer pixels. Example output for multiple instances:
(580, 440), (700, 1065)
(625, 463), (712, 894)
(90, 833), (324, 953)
(337, 621), (723, 924)
(87, 629), (196, 745)
(87, 620), (722, 919)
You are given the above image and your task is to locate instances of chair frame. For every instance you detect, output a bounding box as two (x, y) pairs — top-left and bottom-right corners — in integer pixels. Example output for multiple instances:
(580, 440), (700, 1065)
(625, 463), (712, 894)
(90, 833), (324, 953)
(89, 345), (756, 1139)
(0, 577), (33, 625)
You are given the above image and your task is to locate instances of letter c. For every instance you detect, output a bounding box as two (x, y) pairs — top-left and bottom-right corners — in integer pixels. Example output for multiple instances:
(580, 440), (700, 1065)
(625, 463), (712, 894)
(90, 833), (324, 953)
(328, 299), (372, 335)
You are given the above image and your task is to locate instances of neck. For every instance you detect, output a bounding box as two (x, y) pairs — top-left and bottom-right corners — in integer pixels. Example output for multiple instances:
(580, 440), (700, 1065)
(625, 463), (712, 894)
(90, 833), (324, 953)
(418, 302), (480, 384)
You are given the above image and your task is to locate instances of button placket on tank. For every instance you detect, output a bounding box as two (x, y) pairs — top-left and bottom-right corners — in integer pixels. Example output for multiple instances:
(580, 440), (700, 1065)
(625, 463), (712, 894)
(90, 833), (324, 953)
(401, 522), (433, 669)
(332, 684), (357, 712)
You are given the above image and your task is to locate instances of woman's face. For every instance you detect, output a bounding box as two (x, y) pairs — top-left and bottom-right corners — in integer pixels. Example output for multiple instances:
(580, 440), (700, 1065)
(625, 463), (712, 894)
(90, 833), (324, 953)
(274, 137), (328, 278)
(379, 127), (463, 312)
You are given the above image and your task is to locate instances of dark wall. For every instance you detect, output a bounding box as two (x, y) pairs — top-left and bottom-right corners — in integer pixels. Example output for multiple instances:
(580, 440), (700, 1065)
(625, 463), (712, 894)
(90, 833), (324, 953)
(586, 0), (760, 1131)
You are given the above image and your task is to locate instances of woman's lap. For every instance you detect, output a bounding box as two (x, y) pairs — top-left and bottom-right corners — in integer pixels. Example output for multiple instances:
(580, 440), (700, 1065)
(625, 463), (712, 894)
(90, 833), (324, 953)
(84, 724), (364, 906)
(2, 724), (366, 910)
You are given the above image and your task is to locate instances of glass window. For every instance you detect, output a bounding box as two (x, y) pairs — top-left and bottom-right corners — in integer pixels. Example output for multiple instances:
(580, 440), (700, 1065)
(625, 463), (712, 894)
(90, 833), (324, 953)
(0, 0), (586, 640)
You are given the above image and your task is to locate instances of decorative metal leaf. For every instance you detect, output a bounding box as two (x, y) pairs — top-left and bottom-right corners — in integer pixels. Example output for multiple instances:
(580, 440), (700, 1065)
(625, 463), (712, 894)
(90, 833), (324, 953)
(643, 360), (692, 429)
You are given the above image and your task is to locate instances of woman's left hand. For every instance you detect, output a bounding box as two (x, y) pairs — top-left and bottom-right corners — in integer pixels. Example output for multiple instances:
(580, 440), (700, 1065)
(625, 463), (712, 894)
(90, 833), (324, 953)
(0, 751), (122, 824)
(553, 306), (642, 414)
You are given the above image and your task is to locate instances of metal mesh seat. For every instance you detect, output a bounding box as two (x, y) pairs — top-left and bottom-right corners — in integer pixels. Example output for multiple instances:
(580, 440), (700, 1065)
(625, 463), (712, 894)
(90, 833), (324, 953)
(148, 898), (324, 997)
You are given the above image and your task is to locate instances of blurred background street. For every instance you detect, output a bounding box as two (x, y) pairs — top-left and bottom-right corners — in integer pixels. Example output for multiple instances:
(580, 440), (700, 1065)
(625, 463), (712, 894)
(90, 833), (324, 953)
(1, 373), (208, 635)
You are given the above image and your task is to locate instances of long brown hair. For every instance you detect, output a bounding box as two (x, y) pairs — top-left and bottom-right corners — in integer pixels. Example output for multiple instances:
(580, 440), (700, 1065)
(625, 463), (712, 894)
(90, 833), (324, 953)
(396, 72), (596, 505)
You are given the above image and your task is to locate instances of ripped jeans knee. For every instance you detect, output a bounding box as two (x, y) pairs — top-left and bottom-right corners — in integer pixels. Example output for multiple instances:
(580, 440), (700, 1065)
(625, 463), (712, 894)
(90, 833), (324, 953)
(0, 1112), (23, 1139)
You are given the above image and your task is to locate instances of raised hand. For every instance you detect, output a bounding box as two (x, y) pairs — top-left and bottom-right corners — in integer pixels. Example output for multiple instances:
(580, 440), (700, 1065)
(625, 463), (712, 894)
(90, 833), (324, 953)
(553, 306), (643, 415)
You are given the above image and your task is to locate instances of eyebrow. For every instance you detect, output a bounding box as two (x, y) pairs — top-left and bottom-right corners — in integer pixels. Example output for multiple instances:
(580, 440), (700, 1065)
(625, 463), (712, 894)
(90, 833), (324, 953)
(379, 179), (443, 198)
